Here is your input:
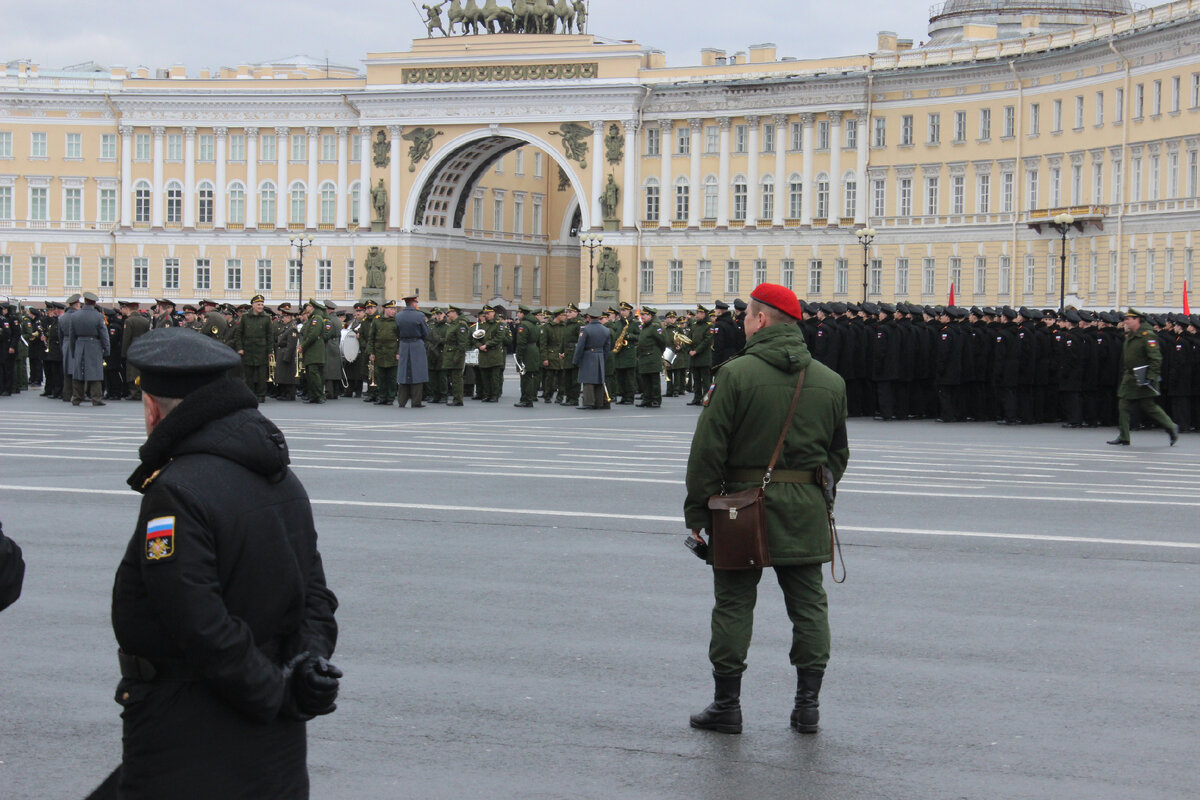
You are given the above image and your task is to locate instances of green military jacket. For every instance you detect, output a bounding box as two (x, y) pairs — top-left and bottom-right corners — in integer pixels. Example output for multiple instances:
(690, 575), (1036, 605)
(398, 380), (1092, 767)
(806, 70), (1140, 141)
(299, 312), (327, 367)
(688, 318), (713, 367)
(1118, 321), (1164, 400)
(366, 313), (399, 360)
(542, 321), (566, 370)
(233, 311), (273, 366)
(635, 316), (667, 374)
(684, 322), (849, 566)
(514, 317), (541, 372)
(202, 311), (229, 340)
(669, 321), (691, 369)
(441, 317), (471, 369)
(611, 314), (639, 369)
(478, 319), (505, 368)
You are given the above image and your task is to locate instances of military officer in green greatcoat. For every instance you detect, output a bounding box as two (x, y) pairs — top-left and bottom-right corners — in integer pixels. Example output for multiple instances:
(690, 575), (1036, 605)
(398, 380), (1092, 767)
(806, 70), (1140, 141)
(359, 300), (381, 402)
(665, 311), (690, 397)
(427, 307), (448, 403)
(612, 301), (640, 404)
(1107, 308), (1179, 446)
(232, 294), (273, 401)
(687, 306), (714, 406)
(540, 308), (567, 403)
(476, 305), (505, 402)
(367, 300), (400, 405)
(562, 303), (582, 406)
(635, 306), (667, 408)
(298, 299), (327, 404)
(685, 283), (849, 736)
(440, 305), (470, 406)
(513, 305), (542, 407)
(273, 303), (300, 401)
(199, 299), (228, 341)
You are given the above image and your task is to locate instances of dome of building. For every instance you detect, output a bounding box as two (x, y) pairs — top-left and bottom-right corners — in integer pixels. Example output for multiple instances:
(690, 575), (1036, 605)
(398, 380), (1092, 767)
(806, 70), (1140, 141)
(927, 0), (1136, 44)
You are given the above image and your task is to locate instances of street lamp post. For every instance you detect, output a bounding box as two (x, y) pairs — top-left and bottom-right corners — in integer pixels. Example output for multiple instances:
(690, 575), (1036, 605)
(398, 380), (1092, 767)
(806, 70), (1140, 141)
(289, 235), (313, 309)
(581, 233), (604, 304)
(856, 227), (877, 304)
(1050, 212), (1075, 313)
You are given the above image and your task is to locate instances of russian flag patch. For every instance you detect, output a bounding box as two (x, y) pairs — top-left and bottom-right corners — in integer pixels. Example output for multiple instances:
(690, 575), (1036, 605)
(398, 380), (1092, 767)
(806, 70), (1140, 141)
(145, 516), (176, 562)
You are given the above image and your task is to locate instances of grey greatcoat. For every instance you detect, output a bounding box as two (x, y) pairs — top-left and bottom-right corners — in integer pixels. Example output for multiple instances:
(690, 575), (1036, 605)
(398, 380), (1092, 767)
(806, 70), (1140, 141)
(573, 320), (610, 385)
(60, 307), (77, 377)
(394, 307), (430, 385)
(69, 305), (111, 382)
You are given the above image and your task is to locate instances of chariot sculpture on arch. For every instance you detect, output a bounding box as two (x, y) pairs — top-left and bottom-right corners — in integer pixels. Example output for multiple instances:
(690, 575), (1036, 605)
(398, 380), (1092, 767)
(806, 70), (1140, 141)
(420, 0), (588, 35)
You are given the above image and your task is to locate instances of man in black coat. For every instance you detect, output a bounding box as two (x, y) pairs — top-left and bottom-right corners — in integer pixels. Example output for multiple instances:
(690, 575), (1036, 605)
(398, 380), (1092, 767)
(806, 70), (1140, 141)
(0, 520), (24, 612)
(711, 301), (740, 367)
(96, 328), (340, 800)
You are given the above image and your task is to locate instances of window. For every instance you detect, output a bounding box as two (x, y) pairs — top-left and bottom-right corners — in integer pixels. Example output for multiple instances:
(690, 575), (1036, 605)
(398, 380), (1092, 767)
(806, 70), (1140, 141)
(781, 259), (795, 290)
(317, 260), (332, 292)
(287, 260), (301, 292)
(974, 256), (986, 294)
(167, 133), (183, 161)
(1075, 96), (1084, 129)
(197, 183), (214, 224)
(999, 256), (1011, 295)
(31, 255), (47, 287)
(132, 257), (148, 290)
(99, 188), (117, 223)
(0, 131), (11, 158)
(1112, 160), (1123, 204)
(65, 256), (81, 289)
(927, 113), (941, 144)
(815, 176), (829, 219)
(900, 115), (913, 146)
(1000, 172), (1014, 213)
(844, 179), (856, 219)
(163, 258), (179, 291)
(65, 132), (82, 159)
(835, 258), (849, 295)
(761, 123), (774, 153)
(1026, 169), (1039, 210)
(1134, 83), (1144, 118)
(732, 177), (747, 221)
(320, 184), (336, 225)
(895, 258), (909, 295)
(166, 182), (182, 224)
(260, 134), (277, 162)
(347, 259), (356, 292)
(228, 184), (245, 224)
(514, 150), (524, 175)
(1024, 254), (1037, 294)
(869, 259), (882, 296)
(1149, 154), (1160, 201)
(706, 126), (719, 154)
(760, 177), (774, 220)
(351, 135), (362, 162)
(135, 181), (151, 223)
(1050, 167), (1061, 207)
(817, 121), (830, 151)
(290, 184), (306, 225)
(979, 108), (991, 141)
(922, 257), (937, 295)
(513, 265), (522, 297)
(1168, 152), (1179, 198)
(1048, 253), (1058, 296)
(899, 178), (912, 217)
(949, 257), (962, 295)
(1172, 76), (1182, 113)
(31, 131), (47, 158)
(1096, 91), (1105, 125)
(639, 260), (654, 294)
(645, 127), (660, 156)
(195, 259), (211, 291)
(472, 263), (482, 297)
(872, 178), (885, 218)
(808, 260), (822, 295)
(64, 187), (82, 222)
(100, 257), (114, 289)
(704, 176), (718, 218)
(494, 156), (503, 174)
(1193, 74), (1200, 108)
(471, 195), (483, 227)
(226, 259), (242, 291)
(1131, 157), (1142, 202)
(0, 186), (9, 220)
(873, 117), (886, 148)
(29, 187), (48, 221)
(1127, 250), (1138, 295)
(725, 260), (740, 294)
(1003, 105), (1015, 138)
(1093, 161), (1104, 204)
(493, 263), (502, 294)
(675, 179), (689, 222)
(734, 125), (748, 153)
(1164, 249), (1173, 293)
(790, 177), (804, 219)
(644, 179), (660, 222)
(790, 122), (803, 151)
(753, 259), (767, 285)
(977, 173), (991, 213)
(513, 195), (524, 232)
(135, 133), (151, 160)
(668, 259), (683, 294)
(229, 134), (245, 161)
(925, 176), (939, 215)
(1146, 249), (1156, 294)
(534, 152), (543, 178)
(1052, 99), (1062, 133)
(1029, 103), (1040, 136)
(532, 197), (544, 233)
(493, 197), (503, 230)
(697, 260), (712, 294)
(321, 134), (336, 161)
(198, 134), (214, 162)
(951, 175), (965, 214)
(677, 126), (691, 155)
(1189, 150), (1199, 197)
(260, 183), (276, 225)
(953, 111), (966, 143)
(1071, 163), (1082, 205)
(1115, 87), (1125, 122)
(291, 134), (306, 162)
(844, 119), (856, 149)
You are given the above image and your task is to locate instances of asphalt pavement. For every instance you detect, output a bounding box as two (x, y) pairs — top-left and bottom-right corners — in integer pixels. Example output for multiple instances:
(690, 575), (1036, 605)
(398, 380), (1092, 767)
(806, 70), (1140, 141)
(0, 382), (1196, 799)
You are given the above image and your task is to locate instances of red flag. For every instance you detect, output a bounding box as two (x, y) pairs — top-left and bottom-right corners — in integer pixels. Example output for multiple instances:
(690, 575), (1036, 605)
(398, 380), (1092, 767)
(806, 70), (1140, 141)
(948, 282), (955, 307)
(1185, 280), (1191, 315)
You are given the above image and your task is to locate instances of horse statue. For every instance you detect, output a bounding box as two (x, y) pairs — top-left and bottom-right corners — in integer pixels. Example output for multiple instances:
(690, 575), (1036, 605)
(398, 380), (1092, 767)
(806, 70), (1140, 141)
(461, 0), (485, 34)
(553, 0), (575, 33)
(447, 0), (464, 34)
(572, 0), (587, 32)
(483, 0), (514, 32)
(531, 0), (555, 33)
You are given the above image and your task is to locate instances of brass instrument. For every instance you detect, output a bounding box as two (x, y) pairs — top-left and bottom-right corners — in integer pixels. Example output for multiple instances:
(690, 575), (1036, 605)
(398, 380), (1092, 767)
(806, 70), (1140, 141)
(612, 317), (631, 353)
(471, 318), (486, 340)
(368, 362), (377, 388)
(268, 353), (276, 384)
(672, 330), (694, 349)
(295, 344), (303, 378)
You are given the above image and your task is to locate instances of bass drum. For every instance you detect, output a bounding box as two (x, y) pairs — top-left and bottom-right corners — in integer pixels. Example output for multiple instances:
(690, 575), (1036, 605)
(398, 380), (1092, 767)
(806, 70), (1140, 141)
(340, 328), (360, 363)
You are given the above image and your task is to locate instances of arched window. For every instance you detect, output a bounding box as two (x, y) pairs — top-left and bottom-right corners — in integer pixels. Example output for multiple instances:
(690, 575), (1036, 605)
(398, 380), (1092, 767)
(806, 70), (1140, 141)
(732, 175), (747, 221)
(227, 182), (245, 225)
(349, 182), (361, 225)
(644, 177), (660, 222)
(703, 175), (718, 219)
(197, 181), (214, 224)
(319, 182), (336, 225)
(788, 173), (803, 219)
(165, 181), (183, 224)
(289, 181), (306, 226)
(674, 177), (689, 222)
(259, 181), (276, 226)
(760, 175), (775, 221)
(134, 180), (152, 223)
(815, 172), (830, 219)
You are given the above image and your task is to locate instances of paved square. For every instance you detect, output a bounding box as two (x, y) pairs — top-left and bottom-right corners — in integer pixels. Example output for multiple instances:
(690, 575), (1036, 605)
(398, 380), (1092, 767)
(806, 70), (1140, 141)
(1, 387), (1196, 798)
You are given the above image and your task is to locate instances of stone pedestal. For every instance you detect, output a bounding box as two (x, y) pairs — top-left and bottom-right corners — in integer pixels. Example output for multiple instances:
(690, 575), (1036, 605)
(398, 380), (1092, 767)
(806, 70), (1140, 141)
(371, 220), (386, 232)
(593, 289), (619, 306)
(360, 287), (385, 306)
(603, 218), (619, 232)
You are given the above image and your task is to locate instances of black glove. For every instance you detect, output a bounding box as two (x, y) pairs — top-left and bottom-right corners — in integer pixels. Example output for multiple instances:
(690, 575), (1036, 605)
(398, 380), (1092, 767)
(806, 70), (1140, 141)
(292, 654), (343, 717)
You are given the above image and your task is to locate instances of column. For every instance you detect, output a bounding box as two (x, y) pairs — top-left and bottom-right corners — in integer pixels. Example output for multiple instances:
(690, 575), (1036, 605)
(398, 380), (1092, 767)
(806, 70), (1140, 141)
(659, 120), (672, 229)
(688, 118), (702, 228)
(244, 127), (258, 229)
(828, 111), (843, 224)
(800, 113), (815, 226)
(388, 125), (402, 229)
(275, 127), (288, 230)
(357, 127), (371, 230)
(717, 117), (731, 227)
(151, 126), (165, 228)
(214, 127), (227, 228)
(119, 125), (132, 227)
(590, 120), (604, 229)
(183, 126), (196, 228)
(854, 111), (869, 225)
(745, 115), (760, 227)
(306, 127), (319, 230)
(773, 114), (787, 227)
(335, 127), (349, 229)
(622, 119), (637, 229)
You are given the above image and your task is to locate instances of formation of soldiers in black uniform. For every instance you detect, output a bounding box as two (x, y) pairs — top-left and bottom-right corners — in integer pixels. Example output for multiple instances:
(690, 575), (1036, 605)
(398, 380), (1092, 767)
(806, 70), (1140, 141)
(3, 293), (1196, 436)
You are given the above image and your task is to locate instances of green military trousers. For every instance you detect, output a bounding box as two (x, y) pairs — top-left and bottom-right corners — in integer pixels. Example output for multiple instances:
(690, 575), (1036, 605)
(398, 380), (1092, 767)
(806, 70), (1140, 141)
(375, 365), (398, 403)
(243, 364), (267, 399)
(1118, 396), (1175, 442)
(709, 563), (830, 675)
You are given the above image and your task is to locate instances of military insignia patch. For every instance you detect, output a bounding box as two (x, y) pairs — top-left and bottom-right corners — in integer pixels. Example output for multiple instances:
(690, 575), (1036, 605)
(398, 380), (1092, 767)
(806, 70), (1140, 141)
(145, 516), (176, 561)
(1148, 339), (1157, 347)
(702, 382), (716, 407)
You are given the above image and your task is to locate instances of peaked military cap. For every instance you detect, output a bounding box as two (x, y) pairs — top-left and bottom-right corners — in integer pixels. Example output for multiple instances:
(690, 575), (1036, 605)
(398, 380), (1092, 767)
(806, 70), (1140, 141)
(200, 298), (218, 307)
(1123, 307), (1145, 319)
(323, 300), (337, 311)
(733, 298), (747, 312)
(878, 302), (896, 314)
(1063, 308), (1082, 323)
(127, 328), (241, 398)
(448, 305), (463, 313)
(402, 293), (419, 303)
(567, 302), (580, 312)
(156, 298), (175, 307)
(713, 300), (730, 310)
(182, 304), (198, 313)
(278, 301), (293, 311)
(81, 291), (99, 303)
(861, 302), (879, 315)
(352, 301), (365, 310)
(250, 294), (265, 304)
(696, 305), (709, 313)
(382, 300), (397, 309)
(619, 301), (635, 311)
(66, 293), (82, 304)
(363, 299), (378, 308)
(639, 305), (655, 316)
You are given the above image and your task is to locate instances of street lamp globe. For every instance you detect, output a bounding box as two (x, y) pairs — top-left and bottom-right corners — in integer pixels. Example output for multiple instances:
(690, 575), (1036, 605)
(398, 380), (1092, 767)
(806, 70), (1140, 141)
(857, 227), (876, 243)
(1053, 213), (1074, 227)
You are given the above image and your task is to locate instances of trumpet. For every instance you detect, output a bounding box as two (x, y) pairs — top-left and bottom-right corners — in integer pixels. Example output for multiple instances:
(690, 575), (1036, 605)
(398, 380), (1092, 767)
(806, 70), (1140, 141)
(369, 362), (377, 388)
(268, 353), (276, 384)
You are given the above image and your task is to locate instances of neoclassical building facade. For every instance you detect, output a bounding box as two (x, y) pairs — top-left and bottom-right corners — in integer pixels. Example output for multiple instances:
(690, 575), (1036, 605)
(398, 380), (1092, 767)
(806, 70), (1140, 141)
(2, 0), (1200, 311)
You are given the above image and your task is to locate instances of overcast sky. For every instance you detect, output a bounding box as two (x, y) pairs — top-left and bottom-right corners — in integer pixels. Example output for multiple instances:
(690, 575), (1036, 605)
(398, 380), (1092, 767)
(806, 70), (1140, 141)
(3, 0), (927, 74)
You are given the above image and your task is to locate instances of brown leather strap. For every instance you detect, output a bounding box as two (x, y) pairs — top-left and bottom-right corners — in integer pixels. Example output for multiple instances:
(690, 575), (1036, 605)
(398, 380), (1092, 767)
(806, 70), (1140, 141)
(726, 468), (815, 485)
(765, 370), (806, 485)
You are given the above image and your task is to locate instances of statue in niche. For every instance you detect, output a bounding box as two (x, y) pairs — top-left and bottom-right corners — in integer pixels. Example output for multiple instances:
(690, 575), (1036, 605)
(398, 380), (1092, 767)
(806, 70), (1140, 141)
(372, 129), (390, 168)
(371, 179), (388, 223)
(557, 166), (570, 192)
(401, 127), (444, 172)
(600, 175), (620, 221)
(364, 246), (388, 290)
(549, 122), (590, 168)
(604, 123), (623, 164)
(597, 247), (620, 293)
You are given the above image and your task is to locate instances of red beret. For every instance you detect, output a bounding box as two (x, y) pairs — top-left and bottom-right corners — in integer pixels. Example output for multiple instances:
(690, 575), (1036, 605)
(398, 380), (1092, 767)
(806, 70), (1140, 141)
(750, 283), (803, 320)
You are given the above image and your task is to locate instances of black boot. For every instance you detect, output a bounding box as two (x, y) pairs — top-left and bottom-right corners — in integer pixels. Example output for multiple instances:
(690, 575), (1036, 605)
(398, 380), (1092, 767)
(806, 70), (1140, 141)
(790, 668), (823, 733)
(689, 672), (742, 734)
